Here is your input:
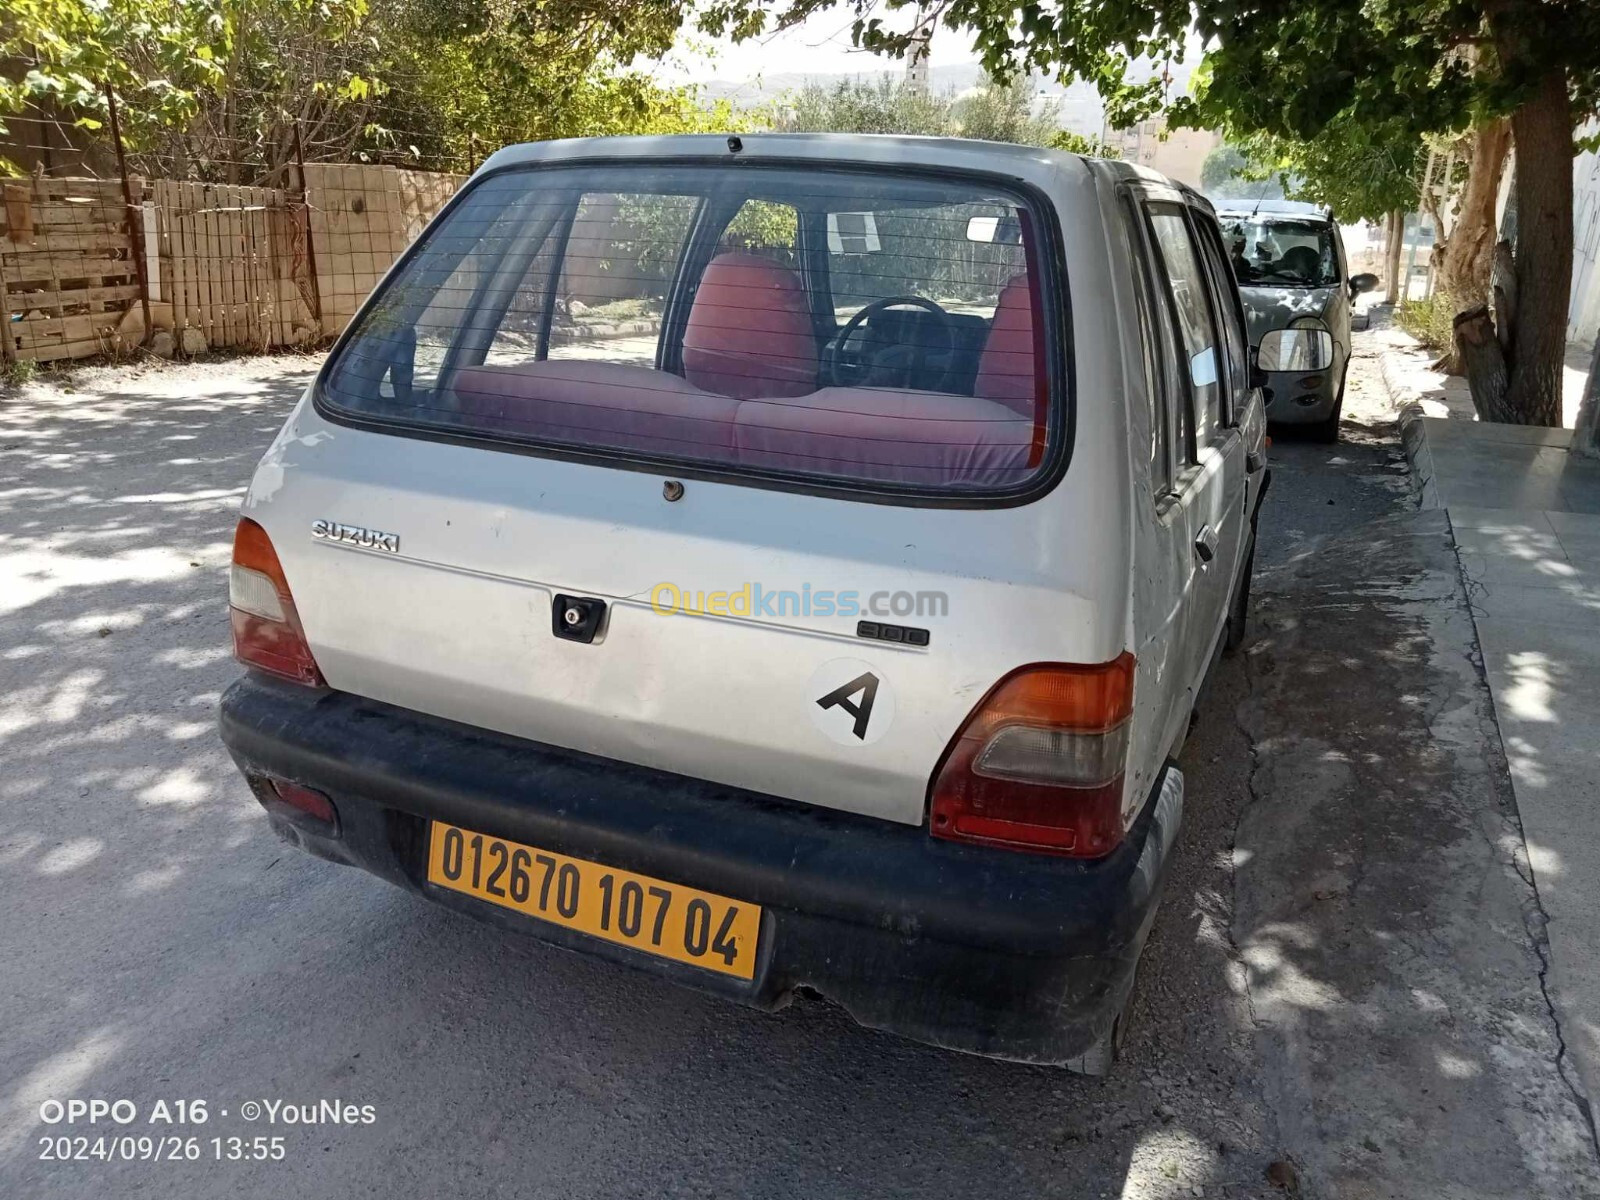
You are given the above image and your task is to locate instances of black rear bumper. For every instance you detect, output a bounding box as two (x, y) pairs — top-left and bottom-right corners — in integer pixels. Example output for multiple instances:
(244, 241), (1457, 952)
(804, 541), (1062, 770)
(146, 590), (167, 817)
(219, 673), (1184, 1065)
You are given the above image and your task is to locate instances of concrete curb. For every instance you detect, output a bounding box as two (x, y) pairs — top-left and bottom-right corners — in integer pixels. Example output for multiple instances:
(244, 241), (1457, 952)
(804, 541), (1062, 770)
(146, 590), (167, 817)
(1397, 402), (1443, 510)
(1373, 330), (1447, 511)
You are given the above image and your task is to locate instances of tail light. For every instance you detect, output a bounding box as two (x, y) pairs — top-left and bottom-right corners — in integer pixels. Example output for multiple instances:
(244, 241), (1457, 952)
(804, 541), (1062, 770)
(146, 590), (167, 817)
(230, 517), (325, 686)
(928, 654), (1135, 858)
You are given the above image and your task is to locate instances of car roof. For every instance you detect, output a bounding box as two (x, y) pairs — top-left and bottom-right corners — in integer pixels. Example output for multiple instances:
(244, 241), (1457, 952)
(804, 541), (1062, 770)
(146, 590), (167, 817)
(477, 133), (1212, 212)
(1216, 202), (1332, 223)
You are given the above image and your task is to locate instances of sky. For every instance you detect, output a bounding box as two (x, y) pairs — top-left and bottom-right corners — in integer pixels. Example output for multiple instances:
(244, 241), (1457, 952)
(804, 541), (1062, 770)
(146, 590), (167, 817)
(661, 9), (980, 86)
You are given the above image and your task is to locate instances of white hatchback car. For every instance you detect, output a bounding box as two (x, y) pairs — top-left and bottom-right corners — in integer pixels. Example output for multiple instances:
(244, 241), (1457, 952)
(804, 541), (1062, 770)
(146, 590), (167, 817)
(220, 134), (1268, 1071)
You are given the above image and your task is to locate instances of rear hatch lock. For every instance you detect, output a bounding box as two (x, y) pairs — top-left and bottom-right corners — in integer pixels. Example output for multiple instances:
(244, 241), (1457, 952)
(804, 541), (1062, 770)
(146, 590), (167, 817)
(553, 595), (607, 644)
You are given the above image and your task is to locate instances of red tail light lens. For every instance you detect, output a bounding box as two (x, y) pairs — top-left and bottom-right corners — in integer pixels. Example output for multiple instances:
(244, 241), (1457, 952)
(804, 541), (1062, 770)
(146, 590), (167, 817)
(230, 518), (325, 686)
(928, 654), (1135, 858)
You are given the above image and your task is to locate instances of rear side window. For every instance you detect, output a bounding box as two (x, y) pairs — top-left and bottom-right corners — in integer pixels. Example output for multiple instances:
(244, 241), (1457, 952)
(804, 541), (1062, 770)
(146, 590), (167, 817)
(1193, 215), (1250, 409)
(1146, 205), (1222, 448)
(319, 164), (1060, 496)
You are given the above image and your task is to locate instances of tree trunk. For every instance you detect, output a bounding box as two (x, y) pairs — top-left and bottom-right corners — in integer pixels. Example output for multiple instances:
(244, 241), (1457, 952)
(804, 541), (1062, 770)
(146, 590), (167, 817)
(1434, 119), (1512, 307)
(1574, 333), (1600, 458)
(1455, 306), (1519, 423)
(1384, 209), (1405, 305)
(1501, 68), (1573, 426)
(1492, 240), (1517, 358)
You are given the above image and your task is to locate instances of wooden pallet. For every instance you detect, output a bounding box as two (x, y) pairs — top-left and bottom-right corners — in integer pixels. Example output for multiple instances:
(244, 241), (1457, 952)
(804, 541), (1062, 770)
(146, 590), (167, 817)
(156, 179), (309, 350)
(1, 177), (141, 363)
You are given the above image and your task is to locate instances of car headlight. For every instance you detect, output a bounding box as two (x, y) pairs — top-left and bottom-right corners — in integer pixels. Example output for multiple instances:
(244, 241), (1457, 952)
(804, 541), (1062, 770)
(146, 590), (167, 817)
(1289, 315), (1329, 332)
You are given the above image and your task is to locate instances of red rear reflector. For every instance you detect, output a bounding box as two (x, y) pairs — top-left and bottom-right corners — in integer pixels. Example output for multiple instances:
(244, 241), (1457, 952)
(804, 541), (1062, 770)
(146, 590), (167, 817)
(928, 654), (1135, 858)
(271, 780), (337, 825)
(230, 518), (325, 687)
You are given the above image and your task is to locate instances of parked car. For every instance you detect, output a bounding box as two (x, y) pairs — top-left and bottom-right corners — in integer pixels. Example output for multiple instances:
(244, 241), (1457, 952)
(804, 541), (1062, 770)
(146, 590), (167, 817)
(219, 135), (1268, 1072)
(1218, 206), (1378, 442)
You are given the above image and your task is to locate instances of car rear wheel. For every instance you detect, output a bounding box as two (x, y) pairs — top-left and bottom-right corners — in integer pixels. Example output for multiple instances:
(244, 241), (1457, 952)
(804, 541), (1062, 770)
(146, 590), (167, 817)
(1067, 957), (1143, 1076)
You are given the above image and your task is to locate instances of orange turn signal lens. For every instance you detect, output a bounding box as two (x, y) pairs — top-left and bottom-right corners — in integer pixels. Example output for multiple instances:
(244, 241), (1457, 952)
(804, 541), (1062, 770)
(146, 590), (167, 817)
(229, 518), (325, 687)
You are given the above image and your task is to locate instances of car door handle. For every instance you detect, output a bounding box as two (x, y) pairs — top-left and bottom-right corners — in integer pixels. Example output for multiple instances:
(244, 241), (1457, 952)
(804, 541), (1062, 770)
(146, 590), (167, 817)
(1194, 524), (1218, 565)
(1246, 449), (1265, 474)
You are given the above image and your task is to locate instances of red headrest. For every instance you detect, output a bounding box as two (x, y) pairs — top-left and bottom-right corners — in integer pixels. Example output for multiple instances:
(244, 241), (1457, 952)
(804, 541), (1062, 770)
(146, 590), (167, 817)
(974, 274), (1039, 417)
(683, 252), (818, 399)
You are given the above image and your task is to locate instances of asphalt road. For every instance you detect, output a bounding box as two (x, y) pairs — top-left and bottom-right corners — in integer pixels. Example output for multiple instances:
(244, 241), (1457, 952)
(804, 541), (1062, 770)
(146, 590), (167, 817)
(0, 332), (1414, 1200)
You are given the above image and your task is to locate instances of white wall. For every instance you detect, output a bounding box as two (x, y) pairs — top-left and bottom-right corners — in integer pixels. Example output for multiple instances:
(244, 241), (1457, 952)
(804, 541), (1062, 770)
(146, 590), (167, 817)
(1570, 121), (1600, 348)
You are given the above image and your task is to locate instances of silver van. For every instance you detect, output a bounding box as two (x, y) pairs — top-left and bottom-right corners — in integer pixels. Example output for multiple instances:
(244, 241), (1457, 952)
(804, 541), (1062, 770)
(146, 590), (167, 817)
(220, 135), (1268, 1072)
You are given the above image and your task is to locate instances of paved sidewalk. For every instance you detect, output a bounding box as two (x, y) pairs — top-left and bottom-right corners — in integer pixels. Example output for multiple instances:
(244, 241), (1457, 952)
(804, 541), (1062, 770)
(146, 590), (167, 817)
(1379, 325), (1594, 427)
(1387, 333), (1600, 1134)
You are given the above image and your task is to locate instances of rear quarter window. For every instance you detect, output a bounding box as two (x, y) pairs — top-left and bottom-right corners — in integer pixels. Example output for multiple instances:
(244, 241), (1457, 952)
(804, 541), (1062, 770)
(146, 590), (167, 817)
(318, 162), (1065, 500)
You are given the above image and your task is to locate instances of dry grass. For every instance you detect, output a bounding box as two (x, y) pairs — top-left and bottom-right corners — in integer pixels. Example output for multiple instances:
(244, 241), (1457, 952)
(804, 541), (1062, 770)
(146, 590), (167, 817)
(1397, 292), (1461, 354)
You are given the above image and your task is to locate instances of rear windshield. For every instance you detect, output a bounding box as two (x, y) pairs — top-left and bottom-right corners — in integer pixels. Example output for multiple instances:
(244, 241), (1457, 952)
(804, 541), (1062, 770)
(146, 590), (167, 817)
(319, 162), (1060, 494)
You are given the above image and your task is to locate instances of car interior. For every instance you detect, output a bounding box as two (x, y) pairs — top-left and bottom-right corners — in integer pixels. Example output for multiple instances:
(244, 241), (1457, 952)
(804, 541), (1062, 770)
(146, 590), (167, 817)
(329, 169), (1053, 488)
(1222, 216), (1338, 288)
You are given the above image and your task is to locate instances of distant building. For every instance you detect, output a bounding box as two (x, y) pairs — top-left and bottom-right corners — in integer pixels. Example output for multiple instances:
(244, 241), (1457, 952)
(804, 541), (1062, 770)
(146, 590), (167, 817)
(904, 4), (934, 94)
(1103, 117), (1222, 189)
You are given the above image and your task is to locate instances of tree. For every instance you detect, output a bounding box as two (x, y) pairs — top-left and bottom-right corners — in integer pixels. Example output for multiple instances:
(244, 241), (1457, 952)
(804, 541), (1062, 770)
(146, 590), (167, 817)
(781, 72), (1117, 153)
(702, 0), (1600, 437)
(1200, 145), (1246, 192)
(1425, 121), (1511, 311)
(953, 76), (1059, 145)
(783, 75), (952, 136)
(1230, 117), (1418, 223)
(1, 0), (732, 183)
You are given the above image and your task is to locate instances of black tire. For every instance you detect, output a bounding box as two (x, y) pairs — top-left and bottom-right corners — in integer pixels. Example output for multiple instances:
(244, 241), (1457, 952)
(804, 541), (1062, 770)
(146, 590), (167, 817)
(1225, 532), (1256, 654)
(1067, 956), (1142, 1076)
(1309, 371), (1348, 443)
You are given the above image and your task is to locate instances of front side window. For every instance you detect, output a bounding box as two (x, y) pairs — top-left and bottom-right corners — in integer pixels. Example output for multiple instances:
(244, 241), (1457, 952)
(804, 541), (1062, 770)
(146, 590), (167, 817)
(320, 164), (1060, 496)
(1221, 216), (1339, 287)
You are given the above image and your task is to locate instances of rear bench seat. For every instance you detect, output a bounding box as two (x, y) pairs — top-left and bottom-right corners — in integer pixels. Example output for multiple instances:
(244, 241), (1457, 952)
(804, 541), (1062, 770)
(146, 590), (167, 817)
(449, 361), (1033, 486)
(733, 387), (1033, 485)
(451, 361), (742, 459)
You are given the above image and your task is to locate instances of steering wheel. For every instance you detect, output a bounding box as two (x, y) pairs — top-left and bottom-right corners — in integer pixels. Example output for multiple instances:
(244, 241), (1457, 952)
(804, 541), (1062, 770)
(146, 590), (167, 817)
(826, 296), (958, 389)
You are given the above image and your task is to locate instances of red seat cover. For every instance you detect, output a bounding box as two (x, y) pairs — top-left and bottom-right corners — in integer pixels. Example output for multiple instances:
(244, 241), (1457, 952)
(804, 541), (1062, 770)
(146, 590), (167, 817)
(682, 252), (819, 399)
(734, 387), (1033, 486)
(973, 274), (1039, 417)
(450, 361), (741, 458)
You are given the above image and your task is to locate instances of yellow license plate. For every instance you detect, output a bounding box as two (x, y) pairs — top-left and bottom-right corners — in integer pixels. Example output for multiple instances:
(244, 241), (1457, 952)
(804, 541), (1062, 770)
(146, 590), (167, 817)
(426, 822), (761, 979)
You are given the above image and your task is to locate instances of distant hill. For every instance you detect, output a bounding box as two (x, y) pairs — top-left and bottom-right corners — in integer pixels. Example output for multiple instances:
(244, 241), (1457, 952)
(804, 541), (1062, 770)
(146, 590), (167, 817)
(692, 58), (1199, 138)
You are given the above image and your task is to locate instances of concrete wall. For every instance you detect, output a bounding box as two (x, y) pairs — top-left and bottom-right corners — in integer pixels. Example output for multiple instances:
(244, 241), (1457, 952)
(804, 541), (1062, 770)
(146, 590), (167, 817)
(1570, 120), (1600, 349)
(303, 163), (465, 334)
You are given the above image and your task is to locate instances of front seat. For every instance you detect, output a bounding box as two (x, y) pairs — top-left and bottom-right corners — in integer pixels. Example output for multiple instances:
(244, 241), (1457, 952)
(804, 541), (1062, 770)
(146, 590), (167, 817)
(683, 252), (818, 399)
(1277, 245), (1321, 281)
(973, 274), (1040, 418)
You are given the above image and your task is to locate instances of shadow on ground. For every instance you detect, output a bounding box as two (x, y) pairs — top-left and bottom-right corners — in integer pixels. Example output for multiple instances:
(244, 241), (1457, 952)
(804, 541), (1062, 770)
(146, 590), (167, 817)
(0, 357), (1277, 1199)
(1236, 510), (1600, 1196)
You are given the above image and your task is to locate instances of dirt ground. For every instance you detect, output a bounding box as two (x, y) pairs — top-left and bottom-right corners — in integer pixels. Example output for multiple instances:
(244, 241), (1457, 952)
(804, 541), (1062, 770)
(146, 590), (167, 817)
(0, 329), (1594, 1198)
